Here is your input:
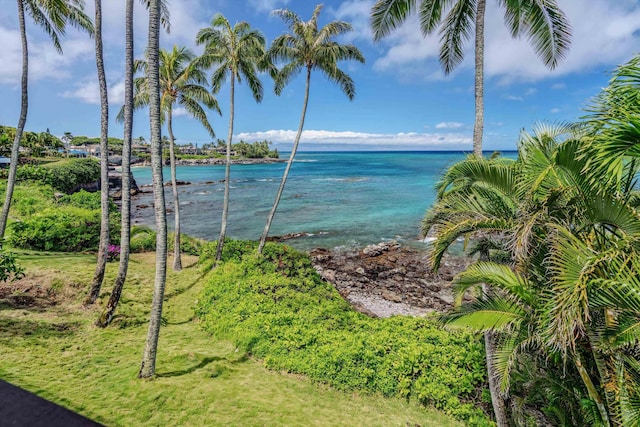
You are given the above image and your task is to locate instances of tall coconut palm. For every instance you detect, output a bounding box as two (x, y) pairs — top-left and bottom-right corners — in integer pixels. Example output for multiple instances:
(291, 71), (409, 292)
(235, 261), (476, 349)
(257, 4), (365, 254)
(85, 0), (110, 305)
(0, 0), (93, 240)
(370, 0), (571, 158)
(196, 14), (268, 262)
(97, 0), (170, 327)
(121, 46), (219, 271)
(138, 0), (166, 379)
(96, 0), (135, 327)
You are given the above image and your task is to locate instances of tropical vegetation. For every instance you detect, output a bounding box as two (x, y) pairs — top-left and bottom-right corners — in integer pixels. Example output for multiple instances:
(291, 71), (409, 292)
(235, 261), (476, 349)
(2, 0), (640, 425)
(0, 0), (93, 241)
(0, 251), (463, 427)
(197, 241), (489, 425)
(422, 54), (640, 426)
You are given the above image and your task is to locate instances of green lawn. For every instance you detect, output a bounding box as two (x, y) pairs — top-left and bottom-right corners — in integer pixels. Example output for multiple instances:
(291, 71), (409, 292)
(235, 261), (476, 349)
(0, 251), (461, 426)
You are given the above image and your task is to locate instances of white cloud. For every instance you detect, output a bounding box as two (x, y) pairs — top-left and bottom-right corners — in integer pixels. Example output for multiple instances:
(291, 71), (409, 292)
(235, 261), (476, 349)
(60, 78), (126, 105)
(435, 122), (464, 129)
(248, 0), (290, 13)
(338, 0), (640, 83)
(550, 108), (561, 114)
(331, 0), (375, 42)
(0, 25), (94, 85)
(235, 129), (472, 149)
(552, 83), (566, 90)
(503, 95), (524, 101)
(173, 107), (189, 117)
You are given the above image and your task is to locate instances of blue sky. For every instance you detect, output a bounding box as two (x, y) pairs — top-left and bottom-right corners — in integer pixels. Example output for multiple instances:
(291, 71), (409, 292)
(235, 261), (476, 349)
(1, 0), (639, 151)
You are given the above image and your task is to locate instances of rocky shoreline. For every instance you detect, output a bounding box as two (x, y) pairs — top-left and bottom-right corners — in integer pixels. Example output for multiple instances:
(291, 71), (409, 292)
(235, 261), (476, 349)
(133, 157), (287, 166)
(310, 241), (472, 318)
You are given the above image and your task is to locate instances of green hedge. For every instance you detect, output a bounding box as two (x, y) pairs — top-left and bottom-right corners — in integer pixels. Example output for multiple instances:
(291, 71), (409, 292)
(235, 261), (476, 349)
(8, 205), (119, 252)
(10, 158), (100, 193)
(196, 242), (490, 425)
(129, 226), (205, 256)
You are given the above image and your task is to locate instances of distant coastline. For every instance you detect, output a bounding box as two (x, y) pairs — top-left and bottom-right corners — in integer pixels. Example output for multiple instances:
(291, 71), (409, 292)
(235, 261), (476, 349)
(131, 157), (286, 167)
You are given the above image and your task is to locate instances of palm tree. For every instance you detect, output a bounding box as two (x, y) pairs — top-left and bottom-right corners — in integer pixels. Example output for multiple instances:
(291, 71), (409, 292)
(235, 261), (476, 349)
(257, 4), (365, 253)
(0, 0), (93, 240)
(97, 0), (170, 327)
(426, 125), (640, 425)
(138, 0), (166, 379)
(370, 0), (571, 158)
(96, 0), (135, 327)
(196, 14), (268, 262)
(85, 0), (110, 305)
(124, 46), (219, 271)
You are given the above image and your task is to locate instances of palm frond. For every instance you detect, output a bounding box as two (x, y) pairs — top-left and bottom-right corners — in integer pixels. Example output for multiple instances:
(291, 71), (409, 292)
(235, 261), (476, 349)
(443, 293), (526, 331)
(519, 0), (571, 69)
(438, 0), (475, 74)
(453, 262), (535, 306)
(370, 0), (418, 41)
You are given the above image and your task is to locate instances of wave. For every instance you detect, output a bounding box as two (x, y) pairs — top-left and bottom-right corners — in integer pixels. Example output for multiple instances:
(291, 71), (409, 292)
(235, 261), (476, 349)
(312, 177), (368, 183)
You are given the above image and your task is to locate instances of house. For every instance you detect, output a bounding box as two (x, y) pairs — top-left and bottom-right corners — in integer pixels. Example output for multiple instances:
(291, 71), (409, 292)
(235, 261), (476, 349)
(132, 143), (150, 154)
(67, 146), (88, 158)
(0, 156), (10, 169)
(214, 146), (237, 156)
(84, 144), (101, 158)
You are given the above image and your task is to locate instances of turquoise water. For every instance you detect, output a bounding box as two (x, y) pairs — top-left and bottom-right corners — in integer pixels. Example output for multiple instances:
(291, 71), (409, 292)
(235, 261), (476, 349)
(131, 151), (512, 250)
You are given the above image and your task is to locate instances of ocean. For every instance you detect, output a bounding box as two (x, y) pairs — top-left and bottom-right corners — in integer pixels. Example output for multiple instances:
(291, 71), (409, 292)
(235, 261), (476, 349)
(130, 151), (513, 251)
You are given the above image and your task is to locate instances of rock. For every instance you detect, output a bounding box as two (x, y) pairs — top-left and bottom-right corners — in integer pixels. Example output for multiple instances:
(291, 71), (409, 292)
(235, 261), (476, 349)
(310, 242), (471, 317)
(381, 290), (403, 303)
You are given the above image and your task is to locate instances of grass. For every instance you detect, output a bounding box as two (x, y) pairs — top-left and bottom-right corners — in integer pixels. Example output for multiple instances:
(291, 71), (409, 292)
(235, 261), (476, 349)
(0, 251), (462, 426)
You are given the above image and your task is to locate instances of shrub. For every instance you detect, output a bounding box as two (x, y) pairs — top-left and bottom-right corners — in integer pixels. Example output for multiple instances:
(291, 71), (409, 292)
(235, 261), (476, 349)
(58, 189), (118, 213)
(8, 158), (100, 193)
(0, 182), (55, 218)
(129, 226), (205, 256)
(107, 244), (120, 262)
(0, 247), (24, 283)
(196, 242), (489, 425)
(8, 206), (120, 252)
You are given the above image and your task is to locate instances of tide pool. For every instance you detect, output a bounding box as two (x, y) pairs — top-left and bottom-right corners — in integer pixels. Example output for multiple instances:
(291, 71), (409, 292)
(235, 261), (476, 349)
(130, 151), (515, 250)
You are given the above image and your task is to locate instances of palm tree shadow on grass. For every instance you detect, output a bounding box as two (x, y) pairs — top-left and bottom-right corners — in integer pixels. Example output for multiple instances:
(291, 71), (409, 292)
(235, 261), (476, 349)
(157, 353), (248, 378)
(0, 317), (79, 339)
(156, 356), (222, 378)
(164, 270), (209, 300)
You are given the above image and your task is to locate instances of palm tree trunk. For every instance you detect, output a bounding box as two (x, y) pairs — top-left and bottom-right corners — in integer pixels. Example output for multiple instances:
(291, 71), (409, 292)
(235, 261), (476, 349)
(86, 0), (110, 305)
(139, 0), (167, 379)
(167, 109), (181, 271)
(215, 74), (235, 262)
(480, 246), (509, 427)
(484, 323), (509, 427)
(472, 0), (486, 159)
(575, 352), (611, 426)
(258, 66), (311, 254)
(97, 0), (134, 328)
(0, 0), (28, 240)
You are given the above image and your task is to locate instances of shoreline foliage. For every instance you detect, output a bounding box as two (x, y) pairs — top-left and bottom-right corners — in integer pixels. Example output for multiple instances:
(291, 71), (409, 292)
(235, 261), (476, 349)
(197, 241), (490, 425)
(8, 189), (120, 252)
(423, 54), (640, 426)
(0, 158), (101, 193)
